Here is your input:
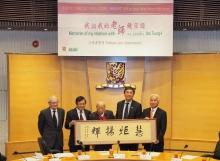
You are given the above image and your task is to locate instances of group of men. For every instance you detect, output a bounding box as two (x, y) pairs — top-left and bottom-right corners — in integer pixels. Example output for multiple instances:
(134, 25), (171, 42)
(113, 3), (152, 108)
(38, 87), (167, 153)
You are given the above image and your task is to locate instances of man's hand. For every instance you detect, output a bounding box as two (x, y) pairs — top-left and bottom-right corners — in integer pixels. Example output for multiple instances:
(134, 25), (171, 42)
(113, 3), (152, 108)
(70, 120), (76, 125)
(154, 140), (159, 144)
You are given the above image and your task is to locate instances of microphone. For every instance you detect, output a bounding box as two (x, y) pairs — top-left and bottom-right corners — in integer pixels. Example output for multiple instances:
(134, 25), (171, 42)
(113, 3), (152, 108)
(117, 140), (120, 154)
(180, 144), (188, 159)
(77, 140), (86, 154)
(149, 142), (153, 155)
(13, 151), (27, 161)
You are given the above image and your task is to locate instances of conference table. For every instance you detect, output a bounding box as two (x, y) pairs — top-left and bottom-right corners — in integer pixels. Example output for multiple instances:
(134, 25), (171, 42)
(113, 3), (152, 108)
(13, 151), (213, 161)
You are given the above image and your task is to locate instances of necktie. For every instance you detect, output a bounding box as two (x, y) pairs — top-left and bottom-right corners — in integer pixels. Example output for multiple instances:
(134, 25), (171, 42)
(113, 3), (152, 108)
(80, 111), (84, 120)
(150, 109), (154, 119)
(124, 103), (129, 119)
(53, 110), (57, 128)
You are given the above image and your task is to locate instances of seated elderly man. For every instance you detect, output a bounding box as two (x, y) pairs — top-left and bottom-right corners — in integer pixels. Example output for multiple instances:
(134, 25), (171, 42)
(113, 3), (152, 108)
(89, 101), (115, 151)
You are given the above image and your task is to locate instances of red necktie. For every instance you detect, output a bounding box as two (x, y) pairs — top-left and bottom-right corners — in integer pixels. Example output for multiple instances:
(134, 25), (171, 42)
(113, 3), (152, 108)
(80, 111), (84, 120)
(150, 109), (154, 119)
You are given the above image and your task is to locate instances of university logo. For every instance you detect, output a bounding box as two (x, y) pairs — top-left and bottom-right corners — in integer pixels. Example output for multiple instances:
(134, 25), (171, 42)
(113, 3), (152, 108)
(95, 62), (136, 89)
(62, 46), (66, 51)
(106, 62), (125, 84)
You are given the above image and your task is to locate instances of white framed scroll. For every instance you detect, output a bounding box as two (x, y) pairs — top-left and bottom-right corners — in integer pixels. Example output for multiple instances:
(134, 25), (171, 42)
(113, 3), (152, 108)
(74, 119), (157, 145)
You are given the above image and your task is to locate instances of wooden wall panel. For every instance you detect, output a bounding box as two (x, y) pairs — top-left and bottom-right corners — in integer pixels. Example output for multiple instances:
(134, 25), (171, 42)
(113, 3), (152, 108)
(61, 56), (91, 140)
(7, 54), (62, 161)
(86, 57), (145, 113)
(6, 141), (39, 161)
(7, 53), (220, 160)
(8, 54), (61, 141)
(173, 54), (220, 71)
(172, 54), (220, 151)
(61, 56), (91, 111)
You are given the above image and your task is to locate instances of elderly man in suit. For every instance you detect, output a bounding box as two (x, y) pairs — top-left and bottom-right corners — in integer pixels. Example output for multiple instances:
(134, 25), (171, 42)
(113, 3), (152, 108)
(115, 87), (142, 151)
(38, 95), (65, 152)
(89, 101), (115, 151)
(142, 94), (167, 152)
(65, 96), (91, 152)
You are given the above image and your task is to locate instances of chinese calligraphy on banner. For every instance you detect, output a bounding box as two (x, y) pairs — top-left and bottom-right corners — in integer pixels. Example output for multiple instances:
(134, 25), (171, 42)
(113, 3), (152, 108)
(74, 119), (157, 145)
(58, 0), (173, 56)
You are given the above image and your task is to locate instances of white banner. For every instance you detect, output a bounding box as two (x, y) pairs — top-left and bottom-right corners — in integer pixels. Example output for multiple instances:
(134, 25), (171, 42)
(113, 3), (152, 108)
(58, 0), (173, 56)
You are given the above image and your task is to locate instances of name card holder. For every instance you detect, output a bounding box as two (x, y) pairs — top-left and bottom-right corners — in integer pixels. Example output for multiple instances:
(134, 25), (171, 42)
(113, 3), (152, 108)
(140, 154), (152, 160)
(78, 155), (90, 160)
(35, 152), (44, 159)
(114, 154), (126, 158)
(171, 158), (182, 161)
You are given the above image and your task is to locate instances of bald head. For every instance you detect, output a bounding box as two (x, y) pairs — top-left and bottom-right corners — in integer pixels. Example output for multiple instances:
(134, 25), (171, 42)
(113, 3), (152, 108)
(48, 95), (59, 110)
(96, 101), (106, 115)
(48, 95), (59, 102)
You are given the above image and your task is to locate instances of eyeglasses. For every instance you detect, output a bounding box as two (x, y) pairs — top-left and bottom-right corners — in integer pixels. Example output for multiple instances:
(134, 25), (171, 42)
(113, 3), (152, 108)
(49, 102), (58, 104)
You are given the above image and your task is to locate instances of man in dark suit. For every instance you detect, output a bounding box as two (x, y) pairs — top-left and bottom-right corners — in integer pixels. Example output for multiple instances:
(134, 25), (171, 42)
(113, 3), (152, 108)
(38, 95), (65, 152)
(89, 101), (115, 151)
(142, 94), (167, 152)
(115, 87), (142, 151)
(65, 96), (91, 152)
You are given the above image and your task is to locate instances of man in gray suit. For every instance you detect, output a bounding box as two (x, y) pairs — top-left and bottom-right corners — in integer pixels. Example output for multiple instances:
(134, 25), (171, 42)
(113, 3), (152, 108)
(142, 94), (167, 152)
(38, 95), (65, 152)
(116, 87), (142, 151)
(89, 101), (114, 151)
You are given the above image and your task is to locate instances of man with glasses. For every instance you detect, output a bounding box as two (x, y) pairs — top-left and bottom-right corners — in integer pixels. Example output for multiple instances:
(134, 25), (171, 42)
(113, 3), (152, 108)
(65, 96), (91, 152)
(38, 95), (65, 152)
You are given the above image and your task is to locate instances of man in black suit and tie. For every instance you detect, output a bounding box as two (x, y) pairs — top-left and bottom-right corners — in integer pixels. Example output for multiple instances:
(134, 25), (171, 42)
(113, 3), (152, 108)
(38, 95), (65, 152)
(65, 96), (91, 152)
(116, 87), (142, 151)
(142, 94), (167, 152)
(89, 101), (115, 151)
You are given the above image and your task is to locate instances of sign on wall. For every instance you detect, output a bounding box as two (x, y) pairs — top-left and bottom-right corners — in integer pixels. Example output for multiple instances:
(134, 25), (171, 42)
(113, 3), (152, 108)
(58, 0), (173, 56)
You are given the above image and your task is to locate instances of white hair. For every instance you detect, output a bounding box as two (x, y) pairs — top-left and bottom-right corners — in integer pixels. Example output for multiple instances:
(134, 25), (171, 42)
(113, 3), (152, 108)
(150, 94), (160, 101)
(48, 95), (59, 102)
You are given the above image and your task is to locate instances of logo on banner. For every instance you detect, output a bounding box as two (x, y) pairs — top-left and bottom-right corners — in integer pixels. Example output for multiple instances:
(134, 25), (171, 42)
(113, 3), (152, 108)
(96, 62), (136, 89)
(62, 47), (66, 51)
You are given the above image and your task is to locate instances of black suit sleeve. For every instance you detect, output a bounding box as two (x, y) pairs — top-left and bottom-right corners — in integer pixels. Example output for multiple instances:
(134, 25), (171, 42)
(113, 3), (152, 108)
(65, 111), (73, 129)
(115, 103), (118, 119)
(88, 113), (96, 120)
(38, 111), (45, 136)
(109, 111), (115, 119)
(135, 103), (142, 118)
(158, 111), (167, 142)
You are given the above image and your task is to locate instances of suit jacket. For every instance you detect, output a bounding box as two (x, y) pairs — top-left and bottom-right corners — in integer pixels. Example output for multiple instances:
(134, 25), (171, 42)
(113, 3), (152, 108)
(65, 108), (91, 147)
(116, 100), (142, 119)
(89, 110), (114, 120)
(38, 107), (65, 148)
(142, 107), (167, 146)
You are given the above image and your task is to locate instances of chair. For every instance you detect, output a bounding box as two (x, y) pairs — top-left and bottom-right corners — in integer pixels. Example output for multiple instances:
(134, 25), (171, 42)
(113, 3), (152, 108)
(0, 153), (7, 161)
(201, 131), (220, 160)
(37, 137), (61, 155)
